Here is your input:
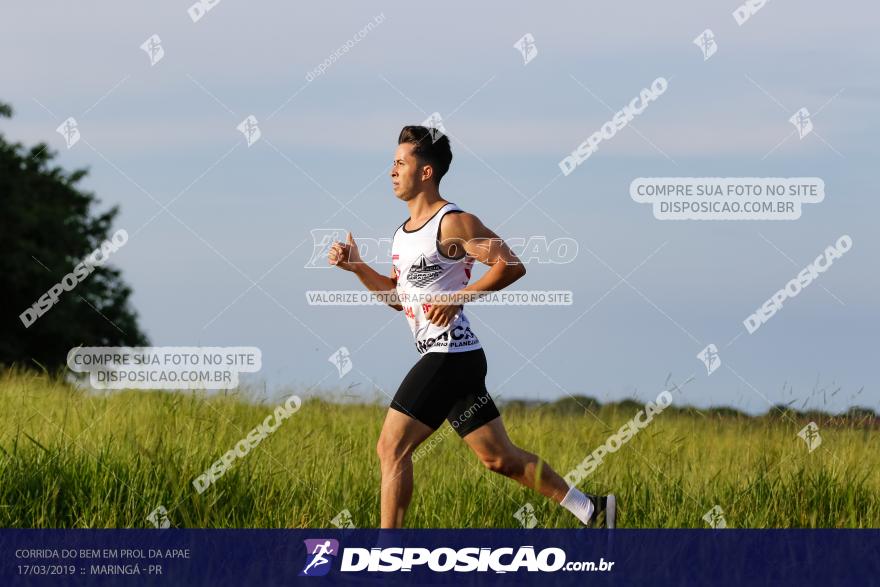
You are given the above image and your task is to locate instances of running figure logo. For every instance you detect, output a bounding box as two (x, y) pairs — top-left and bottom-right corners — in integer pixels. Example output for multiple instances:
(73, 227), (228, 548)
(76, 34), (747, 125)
(237, 115), (262, 147)
(140, 34), (165, 66)
(56, 117), (80, 149)
(406, 254), (443, 287)
(789, 107), (813, 139)
(692, 29), (717, 61)
(797, 421), (822, 452)
(300, 539), (339, 577)
(696, 344), (721, 375)
(703, 505), (727, 529)
(513, 33), (538, 65)
(420, 112), (446, 143)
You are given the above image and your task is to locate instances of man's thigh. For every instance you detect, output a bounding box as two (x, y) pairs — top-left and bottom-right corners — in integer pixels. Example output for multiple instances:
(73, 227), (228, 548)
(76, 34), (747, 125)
(442, 349), (501, 438)
(379, 407), (435, 454)
(390, 351), (456, 431)
(459, 415), (512, 459)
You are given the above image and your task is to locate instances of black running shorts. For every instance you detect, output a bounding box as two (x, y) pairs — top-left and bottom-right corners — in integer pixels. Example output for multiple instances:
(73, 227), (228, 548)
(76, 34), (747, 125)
(390, 348), (501, 438)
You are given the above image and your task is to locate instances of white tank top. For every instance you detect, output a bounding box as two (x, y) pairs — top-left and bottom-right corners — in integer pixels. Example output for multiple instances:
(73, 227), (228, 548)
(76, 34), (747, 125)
(391, 202), (482, 355)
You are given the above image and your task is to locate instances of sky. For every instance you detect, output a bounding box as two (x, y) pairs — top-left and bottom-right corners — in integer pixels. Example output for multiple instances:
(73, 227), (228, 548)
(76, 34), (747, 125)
(2, 1), (877, 414)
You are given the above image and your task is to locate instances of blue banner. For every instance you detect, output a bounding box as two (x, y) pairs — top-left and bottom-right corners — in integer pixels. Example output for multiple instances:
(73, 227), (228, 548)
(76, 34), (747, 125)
(2, 529), (877, 586)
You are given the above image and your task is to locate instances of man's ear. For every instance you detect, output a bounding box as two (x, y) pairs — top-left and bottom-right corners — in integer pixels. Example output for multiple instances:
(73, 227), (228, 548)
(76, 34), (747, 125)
(421, 163), (433, 183)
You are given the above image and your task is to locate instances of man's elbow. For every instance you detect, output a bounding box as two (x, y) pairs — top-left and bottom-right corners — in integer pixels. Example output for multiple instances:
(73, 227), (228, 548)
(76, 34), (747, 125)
(509, 261), (526, 281)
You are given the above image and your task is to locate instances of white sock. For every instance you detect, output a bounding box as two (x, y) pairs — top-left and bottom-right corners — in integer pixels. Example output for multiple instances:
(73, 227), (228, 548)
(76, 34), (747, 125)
(560, 486), (595, 525)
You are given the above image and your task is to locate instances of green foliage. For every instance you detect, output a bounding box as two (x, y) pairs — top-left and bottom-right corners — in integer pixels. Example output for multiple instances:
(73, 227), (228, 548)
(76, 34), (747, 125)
(0, 100), (147, 370)
(0, 371), (876, 528)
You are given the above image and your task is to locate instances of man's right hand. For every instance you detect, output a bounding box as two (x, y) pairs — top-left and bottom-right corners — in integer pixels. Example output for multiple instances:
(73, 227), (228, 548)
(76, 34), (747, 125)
(328, 232), (362, 272)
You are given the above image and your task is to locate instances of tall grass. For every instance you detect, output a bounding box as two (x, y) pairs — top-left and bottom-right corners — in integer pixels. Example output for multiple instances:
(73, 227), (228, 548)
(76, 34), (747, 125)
(0, 371), (876, 528)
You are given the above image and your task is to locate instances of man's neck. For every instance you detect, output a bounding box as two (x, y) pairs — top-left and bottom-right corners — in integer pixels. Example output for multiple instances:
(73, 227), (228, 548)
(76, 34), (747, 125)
(406, 190), (447, 224)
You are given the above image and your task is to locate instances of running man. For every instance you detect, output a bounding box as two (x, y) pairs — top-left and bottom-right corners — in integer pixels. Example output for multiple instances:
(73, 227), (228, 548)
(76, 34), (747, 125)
(302, 541), (334, 575)
(328, 125), (616, 529)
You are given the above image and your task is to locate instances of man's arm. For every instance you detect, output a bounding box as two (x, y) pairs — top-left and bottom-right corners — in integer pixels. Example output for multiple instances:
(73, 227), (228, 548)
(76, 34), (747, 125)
(328, 232), (403, 311)
(352, 263), (404, 311)
(456, 213), (526, 296)
(424, 213), (526, 326)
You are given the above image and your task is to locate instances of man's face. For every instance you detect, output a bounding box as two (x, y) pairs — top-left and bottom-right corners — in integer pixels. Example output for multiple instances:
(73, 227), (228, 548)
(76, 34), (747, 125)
(390, 142), (428, 201)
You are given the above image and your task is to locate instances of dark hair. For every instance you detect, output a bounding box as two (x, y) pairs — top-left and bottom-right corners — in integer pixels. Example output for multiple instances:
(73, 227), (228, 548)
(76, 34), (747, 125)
(397, 125), (452, 185)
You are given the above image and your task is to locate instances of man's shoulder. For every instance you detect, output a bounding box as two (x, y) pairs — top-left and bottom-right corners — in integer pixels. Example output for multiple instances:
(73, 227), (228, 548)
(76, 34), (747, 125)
(440, 208), (481, 232)
(439, 209), (482, 239)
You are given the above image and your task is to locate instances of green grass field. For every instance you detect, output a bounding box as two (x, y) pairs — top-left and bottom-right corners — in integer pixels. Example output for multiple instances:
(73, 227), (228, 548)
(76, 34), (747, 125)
(0, 371), (877, 528)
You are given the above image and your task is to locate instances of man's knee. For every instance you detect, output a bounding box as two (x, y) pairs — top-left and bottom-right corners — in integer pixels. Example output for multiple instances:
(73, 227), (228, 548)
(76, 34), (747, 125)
(376, 433), (414, 466)
(481, 448), (524, 477)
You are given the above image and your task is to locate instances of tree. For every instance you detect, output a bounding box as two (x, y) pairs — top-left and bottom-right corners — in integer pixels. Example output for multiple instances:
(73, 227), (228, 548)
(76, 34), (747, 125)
(0, 100), (148, 371)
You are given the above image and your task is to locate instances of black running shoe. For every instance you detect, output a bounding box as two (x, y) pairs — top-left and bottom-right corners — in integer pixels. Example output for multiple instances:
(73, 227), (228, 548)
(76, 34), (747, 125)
(585, 494), (616, 528)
